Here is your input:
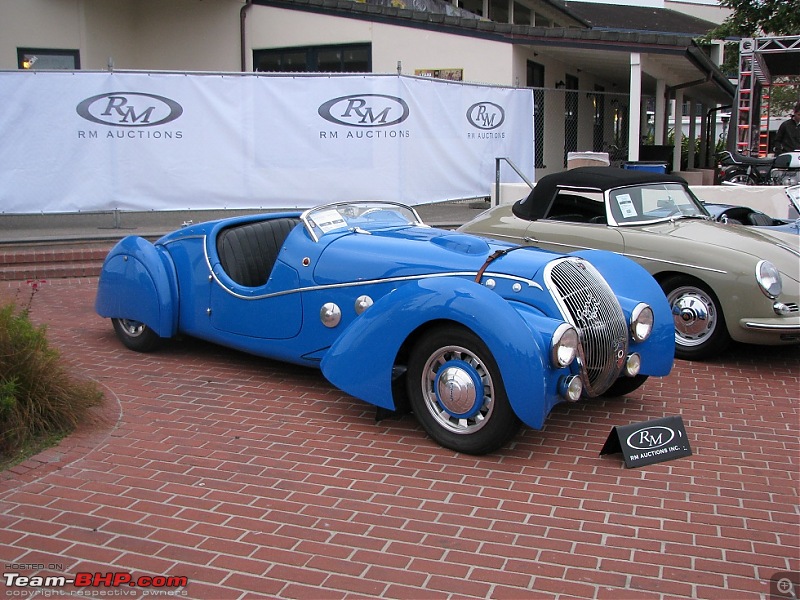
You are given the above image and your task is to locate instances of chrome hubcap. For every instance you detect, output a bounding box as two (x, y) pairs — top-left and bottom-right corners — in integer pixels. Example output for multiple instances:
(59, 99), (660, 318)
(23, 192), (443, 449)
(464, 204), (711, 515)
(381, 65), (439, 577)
(421, 345), (493, 435)
(120, 319), (145, 337)
(436, 364), (479, 417)
(668, 287), (717, 347)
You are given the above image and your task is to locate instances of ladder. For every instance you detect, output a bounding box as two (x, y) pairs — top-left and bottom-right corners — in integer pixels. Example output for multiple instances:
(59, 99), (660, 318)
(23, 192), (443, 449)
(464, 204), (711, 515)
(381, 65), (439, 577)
(758, 86), (770, 156)
(736, 39), (759, 156)
(735, 36), (800, 157)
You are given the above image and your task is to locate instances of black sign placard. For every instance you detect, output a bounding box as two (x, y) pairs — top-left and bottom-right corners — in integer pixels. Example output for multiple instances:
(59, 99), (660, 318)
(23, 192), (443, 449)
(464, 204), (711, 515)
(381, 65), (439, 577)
(600, 416), (692, 468)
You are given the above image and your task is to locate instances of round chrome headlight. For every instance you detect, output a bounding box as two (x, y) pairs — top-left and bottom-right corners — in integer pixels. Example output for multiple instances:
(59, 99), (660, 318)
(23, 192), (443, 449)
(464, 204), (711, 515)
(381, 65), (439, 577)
(630, 303), (654, 342)
(625, 353), (641, 377)
(551, 323), (579, 368)
(559, 375), (583, 402)
(756, 260), (782, 299)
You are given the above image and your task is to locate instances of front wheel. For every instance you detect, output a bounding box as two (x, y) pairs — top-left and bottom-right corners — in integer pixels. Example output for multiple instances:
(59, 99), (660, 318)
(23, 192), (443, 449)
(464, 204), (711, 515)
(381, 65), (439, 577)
(112, 318), (163, 352)
(602, 375), (649, 397)
(406, 325), (520, 455)
(660, 276), (730, 360)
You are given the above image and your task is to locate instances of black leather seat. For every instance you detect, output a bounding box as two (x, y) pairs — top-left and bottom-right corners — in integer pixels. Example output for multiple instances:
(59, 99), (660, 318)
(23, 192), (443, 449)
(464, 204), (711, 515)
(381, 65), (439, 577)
(746, 212), (774, 227)
(548, 194), (605, 223)
(216, 217), (300, 287)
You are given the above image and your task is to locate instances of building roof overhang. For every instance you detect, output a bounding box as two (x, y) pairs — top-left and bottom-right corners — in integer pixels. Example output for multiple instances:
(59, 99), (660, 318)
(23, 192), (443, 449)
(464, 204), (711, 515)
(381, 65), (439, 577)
(253, 0), (734, 105)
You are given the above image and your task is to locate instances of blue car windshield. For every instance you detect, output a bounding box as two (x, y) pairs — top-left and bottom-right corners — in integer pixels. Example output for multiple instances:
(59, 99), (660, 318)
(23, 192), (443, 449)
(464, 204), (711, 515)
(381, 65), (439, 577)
(786, 185), (800, 218)
(301, 201), (424, 241)
(608, 183), (709, 225)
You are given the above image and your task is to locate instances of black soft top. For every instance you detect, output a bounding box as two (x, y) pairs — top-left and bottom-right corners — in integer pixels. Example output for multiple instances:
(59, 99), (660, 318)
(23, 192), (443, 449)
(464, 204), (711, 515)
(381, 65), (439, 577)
(512, 167), (688, 221)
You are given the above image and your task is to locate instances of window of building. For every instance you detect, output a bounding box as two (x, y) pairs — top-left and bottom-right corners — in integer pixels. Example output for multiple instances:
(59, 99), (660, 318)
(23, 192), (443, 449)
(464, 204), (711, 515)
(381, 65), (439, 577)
(611, 97), (628, 149)
(254, 44), (371, 73)
(591, 85), (605, 152)
(513, 2), (532, 25)
(532, 12), (552, 26)
(459, 0), (565, 26)
(527, 60), (545, 169)
(17, 48), (79, 70)
(489, 0), (509, 23)
(459, 0), (485, 18)
(255, 50), (307, 72)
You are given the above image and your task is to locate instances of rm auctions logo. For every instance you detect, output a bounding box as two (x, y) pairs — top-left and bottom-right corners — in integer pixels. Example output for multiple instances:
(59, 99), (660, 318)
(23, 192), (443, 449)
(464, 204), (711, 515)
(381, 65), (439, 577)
(626, 425), (676, 451)
(318, 94), (409, 128)
(76, 92), (183, 127)
(466, 102), (505, 130)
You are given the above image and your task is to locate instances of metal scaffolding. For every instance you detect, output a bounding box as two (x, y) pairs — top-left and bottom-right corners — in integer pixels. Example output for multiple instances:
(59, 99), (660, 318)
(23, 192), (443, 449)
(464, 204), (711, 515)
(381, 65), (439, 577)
(735, 35), (800, 157)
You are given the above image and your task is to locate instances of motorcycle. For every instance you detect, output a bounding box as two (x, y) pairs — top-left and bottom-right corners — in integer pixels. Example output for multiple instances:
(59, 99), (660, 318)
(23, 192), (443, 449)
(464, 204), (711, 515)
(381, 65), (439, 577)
(715, 150), (800, 186)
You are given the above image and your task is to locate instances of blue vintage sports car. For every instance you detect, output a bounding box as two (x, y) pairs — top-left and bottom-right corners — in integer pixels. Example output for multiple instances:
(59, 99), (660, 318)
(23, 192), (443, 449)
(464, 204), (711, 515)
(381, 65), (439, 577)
(96, 201), (674, 454)
(703, 204), (799, 235)
(703, 183), (800, 235)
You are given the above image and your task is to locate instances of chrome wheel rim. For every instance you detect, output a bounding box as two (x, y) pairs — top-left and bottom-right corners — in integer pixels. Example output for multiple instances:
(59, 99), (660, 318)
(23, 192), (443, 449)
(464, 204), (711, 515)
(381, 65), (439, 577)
(668, 286), (718, 347)
(420, 345), (494, 435)
(727, 174), (754, 185)
(119, 319), (146, 338)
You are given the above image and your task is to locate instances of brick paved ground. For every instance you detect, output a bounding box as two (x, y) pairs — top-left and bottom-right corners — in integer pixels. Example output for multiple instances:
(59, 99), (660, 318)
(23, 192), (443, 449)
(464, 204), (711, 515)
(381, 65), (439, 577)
(0, 277), (798, 599)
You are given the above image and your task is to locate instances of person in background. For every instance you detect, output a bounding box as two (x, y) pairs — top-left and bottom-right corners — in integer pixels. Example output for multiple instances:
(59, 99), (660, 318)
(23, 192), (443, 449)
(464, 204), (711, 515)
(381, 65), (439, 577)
(773, 101), (800, 155)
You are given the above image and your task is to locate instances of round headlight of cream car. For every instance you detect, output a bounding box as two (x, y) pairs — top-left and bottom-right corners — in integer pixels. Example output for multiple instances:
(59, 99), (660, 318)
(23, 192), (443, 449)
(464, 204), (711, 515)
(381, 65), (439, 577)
(630, 303), (654, 342)
(756, 260), (782, 299)
(551, 323), (579, 368)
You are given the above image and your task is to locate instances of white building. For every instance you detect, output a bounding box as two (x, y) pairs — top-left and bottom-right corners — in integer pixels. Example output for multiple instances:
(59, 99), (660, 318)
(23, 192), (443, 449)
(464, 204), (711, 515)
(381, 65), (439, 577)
(1, 0), (734, 177)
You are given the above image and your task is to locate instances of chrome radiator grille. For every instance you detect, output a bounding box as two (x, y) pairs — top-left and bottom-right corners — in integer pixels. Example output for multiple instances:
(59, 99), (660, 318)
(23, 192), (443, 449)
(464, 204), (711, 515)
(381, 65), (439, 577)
(545, 258), (628, 396)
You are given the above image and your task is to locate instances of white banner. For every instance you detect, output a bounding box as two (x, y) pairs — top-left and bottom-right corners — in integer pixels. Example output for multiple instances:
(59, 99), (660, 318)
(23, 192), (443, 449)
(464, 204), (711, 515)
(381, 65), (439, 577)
(0, 71), (533, 214)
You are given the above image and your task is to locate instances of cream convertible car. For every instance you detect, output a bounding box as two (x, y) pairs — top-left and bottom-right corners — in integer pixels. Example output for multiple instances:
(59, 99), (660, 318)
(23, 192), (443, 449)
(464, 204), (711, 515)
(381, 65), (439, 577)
(460, 167), (800, 360)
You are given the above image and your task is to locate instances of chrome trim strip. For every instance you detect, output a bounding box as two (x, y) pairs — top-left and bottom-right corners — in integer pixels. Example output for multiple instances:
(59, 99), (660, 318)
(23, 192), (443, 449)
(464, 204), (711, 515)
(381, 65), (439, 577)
(523, 238), (728, 275)
(770, 241), (800, 258)
(475, 232), (529, 243)
(623, 252), (728, 274)
(161, 234), (205, 245)
(202, 235), (542, 300)
(742, 322), (800, 331)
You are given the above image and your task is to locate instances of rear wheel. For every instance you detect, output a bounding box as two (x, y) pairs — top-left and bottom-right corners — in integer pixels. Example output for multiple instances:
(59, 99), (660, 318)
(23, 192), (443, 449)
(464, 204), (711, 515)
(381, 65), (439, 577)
(660, 276), (730, 360)
(406, 325), (520, 455)
(112, 318), (163, 352)
(724, 172), (756, 185)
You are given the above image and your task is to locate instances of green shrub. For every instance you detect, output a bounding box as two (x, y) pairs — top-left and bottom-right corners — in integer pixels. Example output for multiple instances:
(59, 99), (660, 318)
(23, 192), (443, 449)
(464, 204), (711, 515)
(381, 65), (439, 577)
(0, 285), (103, 463)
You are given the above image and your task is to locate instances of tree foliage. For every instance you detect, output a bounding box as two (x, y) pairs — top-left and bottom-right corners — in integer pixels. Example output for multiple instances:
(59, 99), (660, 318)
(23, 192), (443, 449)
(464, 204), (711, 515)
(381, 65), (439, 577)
(711, 0), (800, 38)
(705, 1), (800, 114)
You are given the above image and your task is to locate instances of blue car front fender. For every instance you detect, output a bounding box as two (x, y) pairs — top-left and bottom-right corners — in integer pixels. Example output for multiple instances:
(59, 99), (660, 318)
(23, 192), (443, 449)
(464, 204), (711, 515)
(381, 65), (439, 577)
(95, 236), (178, 338)
(321, 277), (560, 429)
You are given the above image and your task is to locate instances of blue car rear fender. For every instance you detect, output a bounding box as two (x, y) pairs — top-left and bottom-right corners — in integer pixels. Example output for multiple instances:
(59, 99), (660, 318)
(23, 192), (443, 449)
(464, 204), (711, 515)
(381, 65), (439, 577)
(321, 277), (564, 429)
(95, 236), (178, 338)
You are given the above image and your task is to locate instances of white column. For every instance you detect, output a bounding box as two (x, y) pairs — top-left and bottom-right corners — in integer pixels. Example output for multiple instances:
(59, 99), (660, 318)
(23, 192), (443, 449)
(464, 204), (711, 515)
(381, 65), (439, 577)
(628, 53), (642, 161)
